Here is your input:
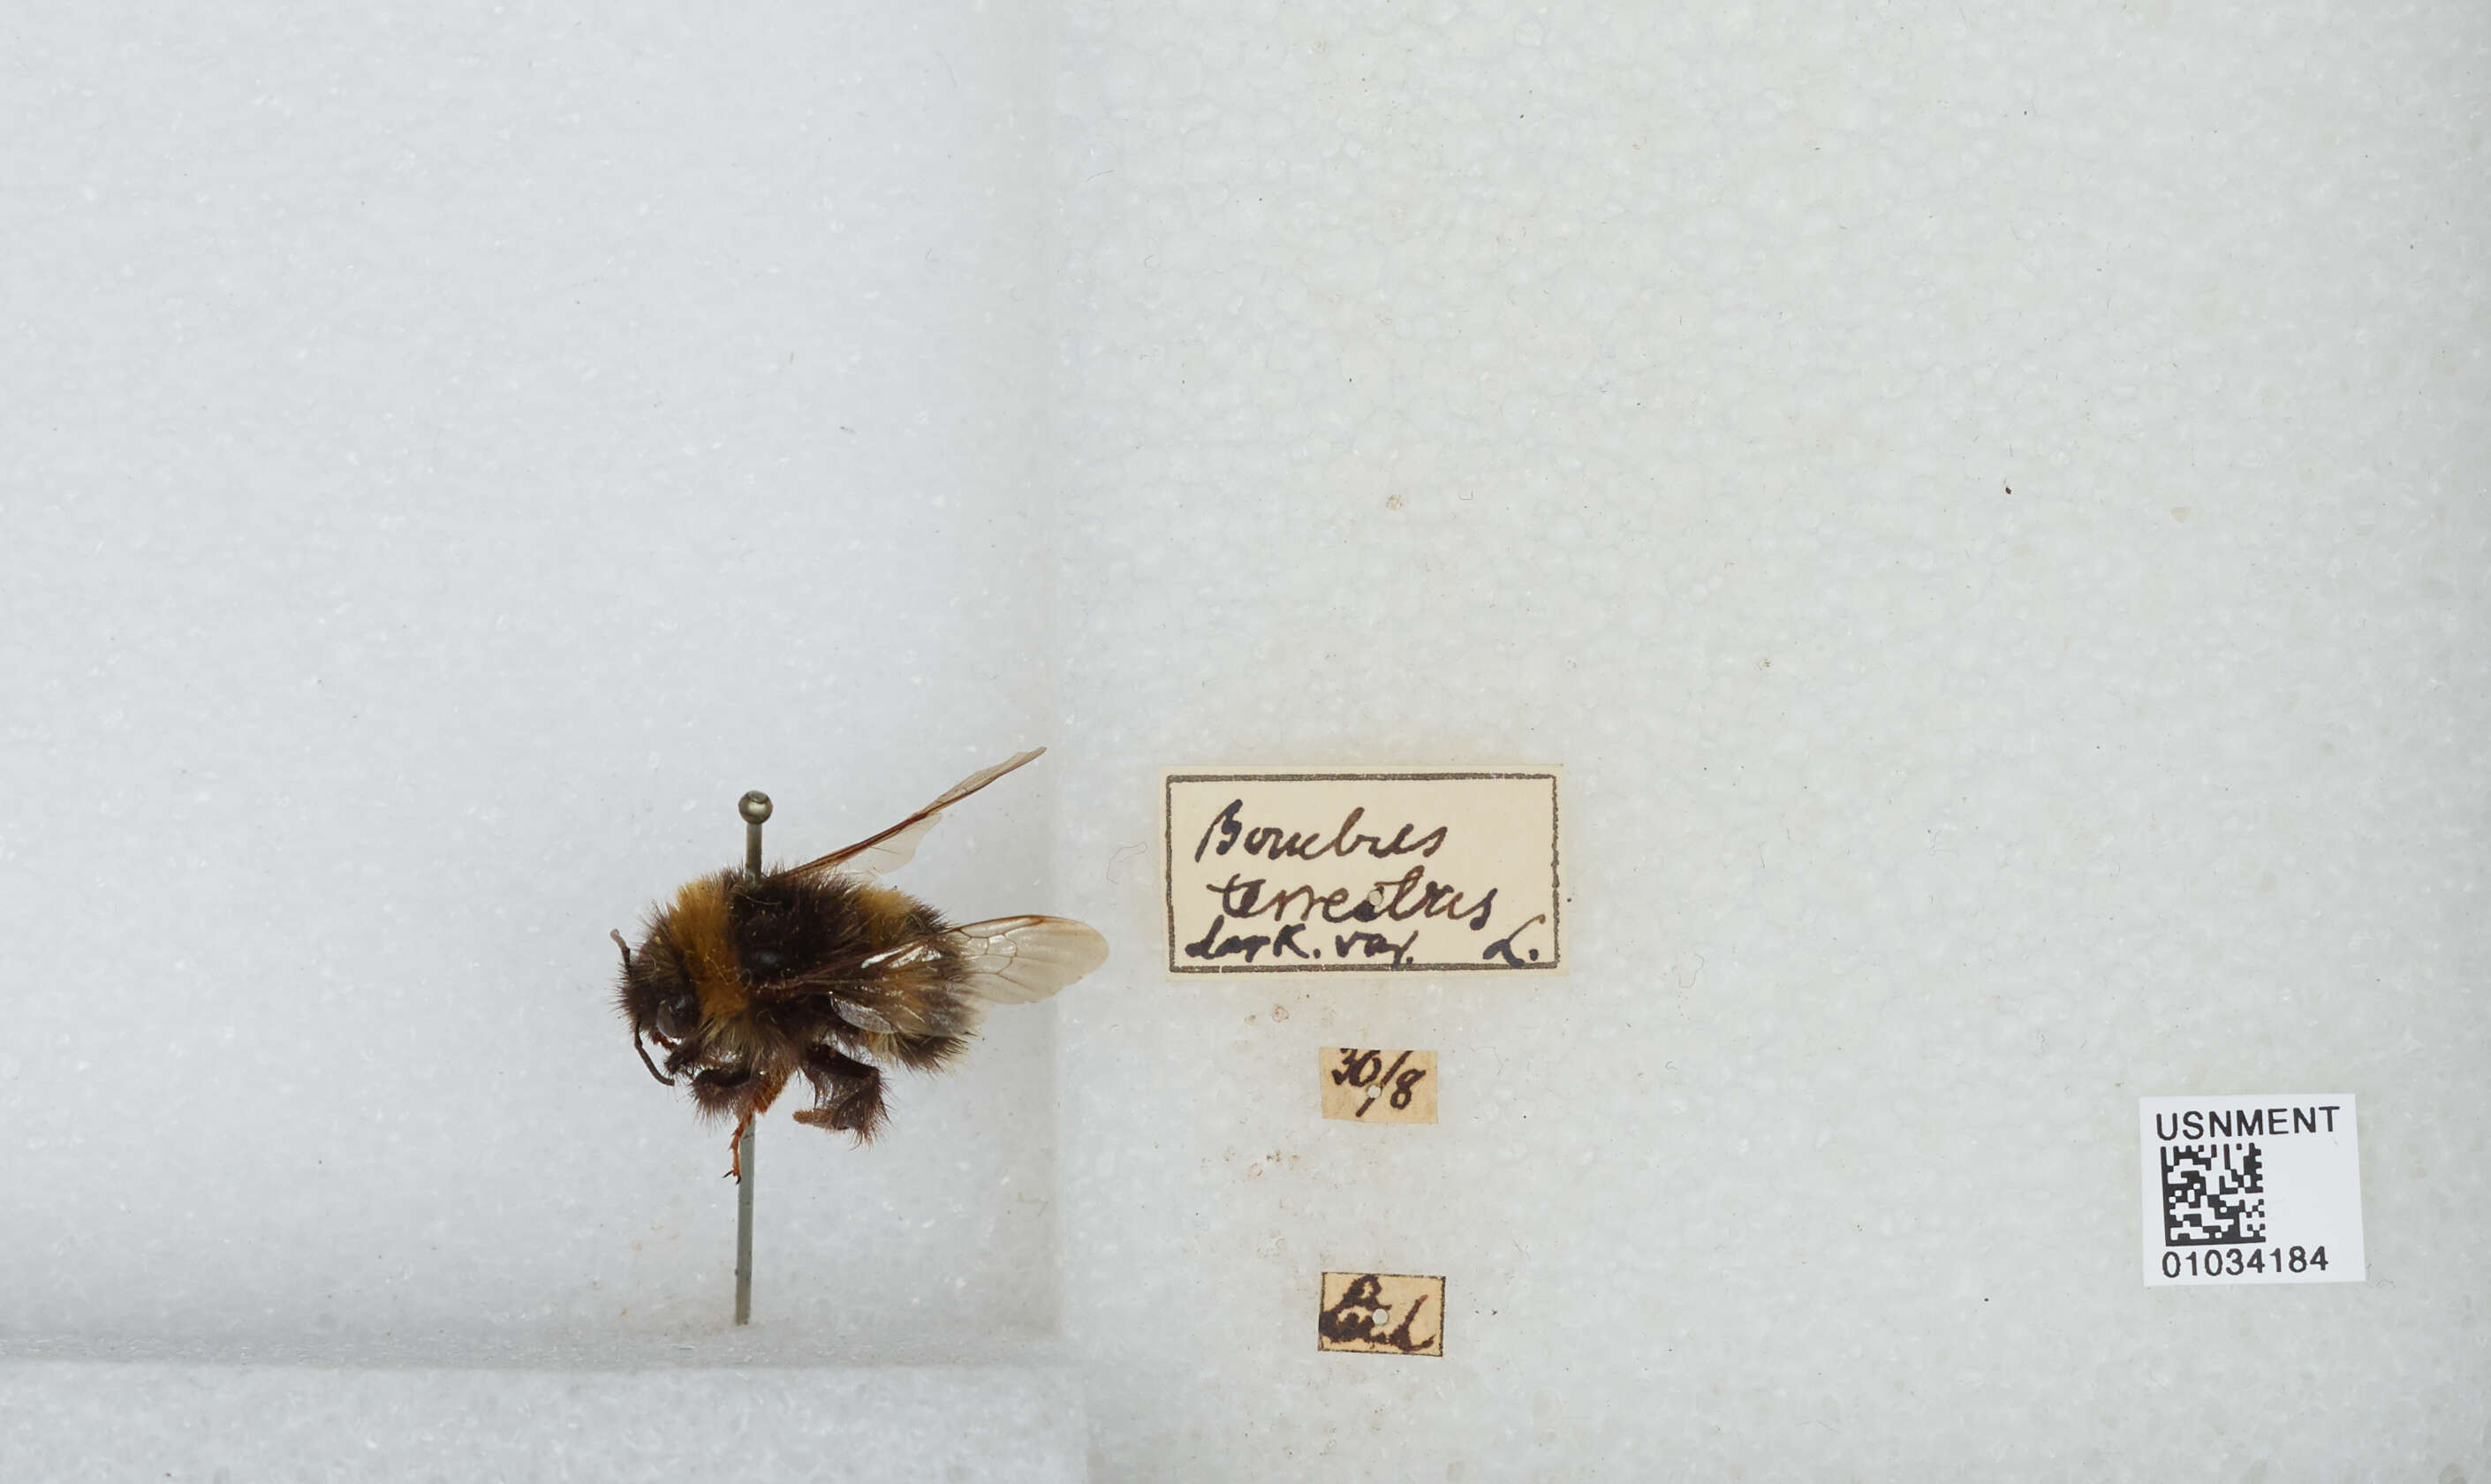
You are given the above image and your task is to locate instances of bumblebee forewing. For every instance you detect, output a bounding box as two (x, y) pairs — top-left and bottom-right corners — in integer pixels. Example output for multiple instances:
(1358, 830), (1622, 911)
(786, 748), (1046, 881)
(945, 916), (1109, 1004)
(813, 811), (944, 882)
(829, 1001), (902, 1034)
(824, 988), (974, 1038)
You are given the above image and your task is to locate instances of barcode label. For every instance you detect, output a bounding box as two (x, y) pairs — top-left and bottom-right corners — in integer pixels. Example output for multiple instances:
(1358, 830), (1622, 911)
(2138, 1095), (2364, 1286)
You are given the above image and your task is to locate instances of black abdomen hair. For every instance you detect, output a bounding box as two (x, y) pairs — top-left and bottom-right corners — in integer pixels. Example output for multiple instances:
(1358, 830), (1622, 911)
(730, 870), (976, 1088)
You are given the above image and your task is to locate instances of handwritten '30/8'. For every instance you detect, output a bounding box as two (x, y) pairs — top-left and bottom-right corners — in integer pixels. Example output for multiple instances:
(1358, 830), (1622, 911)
(1333, 1049), (1427, 1117)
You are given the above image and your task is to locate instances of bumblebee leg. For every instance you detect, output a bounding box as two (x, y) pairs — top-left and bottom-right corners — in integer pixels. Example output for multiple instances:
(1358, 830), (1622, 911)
(888, 1033), (970, 1072)
(749, 1066), (791, 1117)
(727, 1111), (752, 1180)
(794, 1045), (887, 1142)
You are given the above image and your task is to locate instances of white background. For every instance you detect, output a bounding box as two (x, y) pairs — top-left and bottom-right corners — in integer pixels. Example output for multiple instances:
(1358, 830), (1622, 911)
(4, 1), (2486, 1480)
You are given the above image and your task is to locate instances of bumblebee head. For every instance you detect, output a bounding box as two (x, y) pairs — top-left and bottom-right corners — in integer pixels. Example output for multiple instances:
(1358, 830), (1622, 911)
(611, 926), (701, 1084)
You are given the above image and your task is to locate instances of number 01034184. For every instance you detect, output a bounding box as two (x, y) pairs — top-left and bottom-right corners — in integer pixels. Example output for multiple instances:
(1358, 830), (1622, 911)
(1320, 1048), (1436, 1123)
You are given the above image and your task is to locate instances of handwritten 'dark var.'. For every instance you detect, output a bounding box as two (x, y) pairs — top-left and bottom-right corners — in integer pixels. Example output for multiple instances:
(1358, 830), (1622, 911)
(1162, 770), (1561, 974)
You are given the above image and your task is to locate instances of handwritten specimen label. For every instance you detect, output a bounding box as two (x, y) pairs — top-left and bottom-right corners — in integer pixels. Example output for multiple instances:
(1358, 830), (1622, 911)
(1320, 1048), (1437, 1123)
(1317, 1273), (1444, 1356)
(2138, 1094), (2365, 1286)
(1162, 769), (1561, 974)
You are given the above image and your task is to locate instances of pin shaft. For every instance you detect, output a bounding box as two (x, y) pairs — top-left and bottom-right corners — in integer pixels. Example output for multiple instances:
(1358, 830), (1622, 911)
(733, 1120), (754, 1326)
(733, 791), (771, 1327)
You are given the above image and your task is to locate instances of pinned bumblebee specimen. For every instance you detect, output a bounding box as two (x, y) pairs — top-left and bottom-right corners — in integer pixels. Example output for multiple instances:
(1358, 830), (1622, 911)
(611, 748), (1105, 1170)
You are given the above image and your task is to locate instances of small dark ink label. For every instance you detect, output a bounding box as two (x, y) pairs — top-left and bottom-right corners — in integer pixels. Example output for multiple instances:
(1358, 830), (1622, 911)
(1318, 1272), (1443, 1356)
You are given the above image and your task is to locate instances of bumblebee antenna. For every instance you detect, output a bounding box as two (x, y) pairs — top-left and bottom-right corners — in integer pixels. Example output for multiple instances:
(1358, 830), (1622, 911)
(611, 930), (677, 1086)
(733, 790), (771, 1328)
(631, 1027), (675, 1086)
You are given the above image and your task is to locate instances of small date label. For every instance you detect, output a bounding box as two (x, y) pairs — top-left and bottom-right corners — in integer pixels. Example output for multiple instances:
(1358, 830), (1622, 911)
(1320, 1048), (1436, 1123)
(2139, 1094), (2366, 1286)
(1317, 1272), (1443, 1356)
(1162, 768), (1561, 975)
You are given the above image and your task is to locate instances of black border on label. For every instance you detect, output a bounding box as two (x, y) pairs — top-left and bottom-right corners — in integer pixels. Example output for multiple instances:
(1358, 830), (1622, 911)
(1163, 770), (1561, 975)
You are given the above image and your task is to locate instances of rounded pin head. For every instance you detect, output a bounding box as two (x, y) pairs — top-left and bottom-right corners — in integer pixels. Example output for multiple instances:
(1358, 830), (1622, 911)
(738, 791), (773, 823)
